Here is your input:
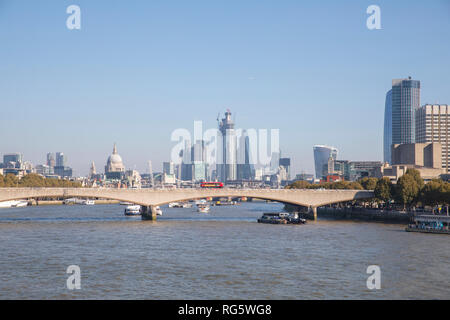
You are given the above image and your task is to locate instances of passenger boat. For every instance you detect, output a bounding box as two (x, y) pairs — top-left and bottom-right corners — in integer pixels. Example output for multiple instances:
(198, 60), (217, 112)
(197, 204), (210, 213)
(82, 199), (95, 205)
(257, 212), (307, 225)
(124, 205), (141, 216)
(155, 206), (163, 216)
(0, 200), (28, 208)
(406, 215), (450, 235)
(169, 202), (192, 208)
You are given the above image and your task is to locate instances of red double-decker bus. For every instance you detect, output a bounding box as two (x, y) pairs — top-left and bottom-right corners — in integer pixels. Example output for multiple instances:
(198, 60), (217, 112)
(200, 182), (224, 188)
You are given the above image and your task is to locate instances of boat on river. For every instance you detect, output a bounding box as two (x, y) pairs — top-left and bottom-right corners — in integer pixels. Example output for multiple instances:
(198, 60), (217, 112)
(258, 212), (306, 225)
(0, 200), (28, 208)
(197, 204), (210, 213)
(124, 205), (141, 216)
(169, 202), (192, 208)
(406, 215), (450, 234)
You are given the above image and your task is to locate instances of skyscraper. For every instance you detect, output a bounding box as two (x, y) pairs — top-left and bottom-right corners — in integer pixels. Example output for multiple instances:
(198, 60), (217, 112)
(313, 145), (338, 179)
(383, 90), (392, 163)
(218, 110), (237, 182)
(391, 77), (421, 145)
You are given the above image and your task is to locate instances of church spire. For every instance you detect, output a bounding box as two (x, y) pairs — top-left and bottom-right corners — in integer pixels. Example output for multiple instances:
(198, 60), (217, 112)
(113, 143), (117, 155)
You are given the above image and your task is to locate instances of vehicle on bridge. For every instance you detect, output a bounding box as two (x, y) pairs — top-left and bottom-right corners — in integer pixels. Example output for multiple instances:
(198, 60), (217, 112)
(200, 182), (224, 188)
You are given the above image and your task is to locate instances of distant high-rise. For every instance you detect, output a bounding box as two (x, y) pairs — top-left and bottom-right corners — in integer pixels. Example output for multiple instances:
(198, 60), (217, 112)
(2, 153), (23, 169)
(383, 90), (393, 163)
(279, 157), (291, 181)
(192, 140), (207, 181)
(163, 161), (175, 175)
(237, 130), (254, 180)
(181, 139), (192, 181)
(55, 152), (67, 167)
(313, 145), (338, 179)
(89, 161), (96, 178)
(218, 110), (237, 182)
(391, 77), (421, 145)
(416, 104), (450, 173)
(46, 153), (56, 167)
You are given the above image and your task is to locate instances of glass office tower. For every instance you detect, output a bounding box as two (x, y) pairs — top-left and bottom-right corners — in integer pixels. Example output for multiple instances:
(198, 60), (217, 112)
(391, 77), (421, 145)
(313, 145), (338, 179)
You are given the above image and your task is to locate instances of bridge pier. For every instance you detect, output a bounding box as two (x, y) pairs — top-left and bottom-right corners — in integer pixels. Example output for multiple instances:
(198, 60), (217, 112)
(141, 206), (157, 221)
(309, 206), (318, 221)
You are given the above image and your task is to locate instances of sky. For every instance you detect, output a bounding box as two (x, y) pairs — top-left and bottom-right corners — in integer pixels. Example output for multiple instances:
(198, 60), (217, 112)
(0, 0), (449, 176)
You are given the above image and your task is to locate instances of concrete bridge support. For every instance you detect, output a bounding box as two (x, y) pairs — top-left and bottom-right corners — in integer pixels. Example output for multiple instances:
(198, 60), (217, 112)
(141, 206), (157, 221)
(310, 206), (318, 221)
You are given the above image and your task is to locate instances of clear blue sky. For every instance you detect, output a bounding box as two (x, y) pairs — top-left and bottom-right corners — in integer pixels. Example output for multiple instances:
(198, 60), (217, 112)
(1, 0), (449, 176)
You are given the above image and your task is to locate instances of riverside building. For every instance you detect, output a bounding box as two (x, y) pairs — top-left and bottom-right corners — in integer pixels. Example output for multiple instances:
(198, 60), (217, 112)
(416, 104), (450, 173)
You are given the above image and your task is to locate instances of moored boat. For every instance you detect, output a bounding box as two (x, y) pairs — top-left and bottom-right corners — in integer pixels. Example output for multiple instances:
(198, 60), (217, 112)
(124, 205), (141, 216)
(0, 200), (28, 208)
(406, 215), (450, 235)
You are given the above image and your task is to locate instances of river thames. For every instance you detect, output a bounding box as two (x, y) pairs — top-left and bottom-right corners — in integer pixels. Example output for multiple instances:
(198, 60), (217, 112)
(0, 202), (448, 299)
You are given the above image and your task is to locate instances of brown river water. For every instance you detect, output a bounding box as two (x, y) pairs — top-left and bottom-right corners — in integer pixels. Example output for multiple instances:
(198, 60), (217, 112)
(0, 202), (448, 299)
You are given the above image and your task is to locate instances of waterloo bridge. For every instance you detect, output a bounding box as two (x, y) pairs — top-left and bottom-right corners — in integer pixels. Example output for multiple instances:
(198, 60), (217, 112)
(0, 187), (375, 220)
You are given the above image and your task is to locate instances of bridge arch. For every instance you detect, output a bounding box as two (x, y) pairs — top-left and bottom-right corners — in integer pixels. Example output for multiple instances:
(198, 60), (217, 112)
(0, 188), (375, 220)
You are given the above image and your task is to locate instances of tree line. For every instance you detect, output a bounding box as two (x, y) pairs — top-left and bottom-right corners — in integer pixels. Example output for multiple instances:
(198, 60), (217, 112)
(0, 173), (82, 188)
(286, 169), (450, 210)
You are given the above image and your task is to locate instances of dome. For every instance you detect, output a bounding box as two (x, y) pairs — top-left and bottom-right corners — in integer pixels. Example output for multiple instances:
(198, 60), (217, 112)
(105, 144), (125, 175)
(108, 154), (123, 164)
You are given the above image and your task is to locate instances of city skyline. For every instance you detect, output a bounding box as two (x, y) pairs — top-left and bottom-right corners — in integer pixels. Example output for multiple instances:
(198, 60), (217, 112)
(1, 1), (450, 176)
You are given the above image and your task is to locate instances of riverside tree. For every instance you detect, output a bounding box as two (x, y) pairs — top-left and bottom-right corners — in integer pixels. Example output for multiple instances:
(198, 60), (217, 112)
(0, 173), (81, 188)
(359, 177), (378, 190)
(394, 174), (420, 210)
(374, 177), (393, 207)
